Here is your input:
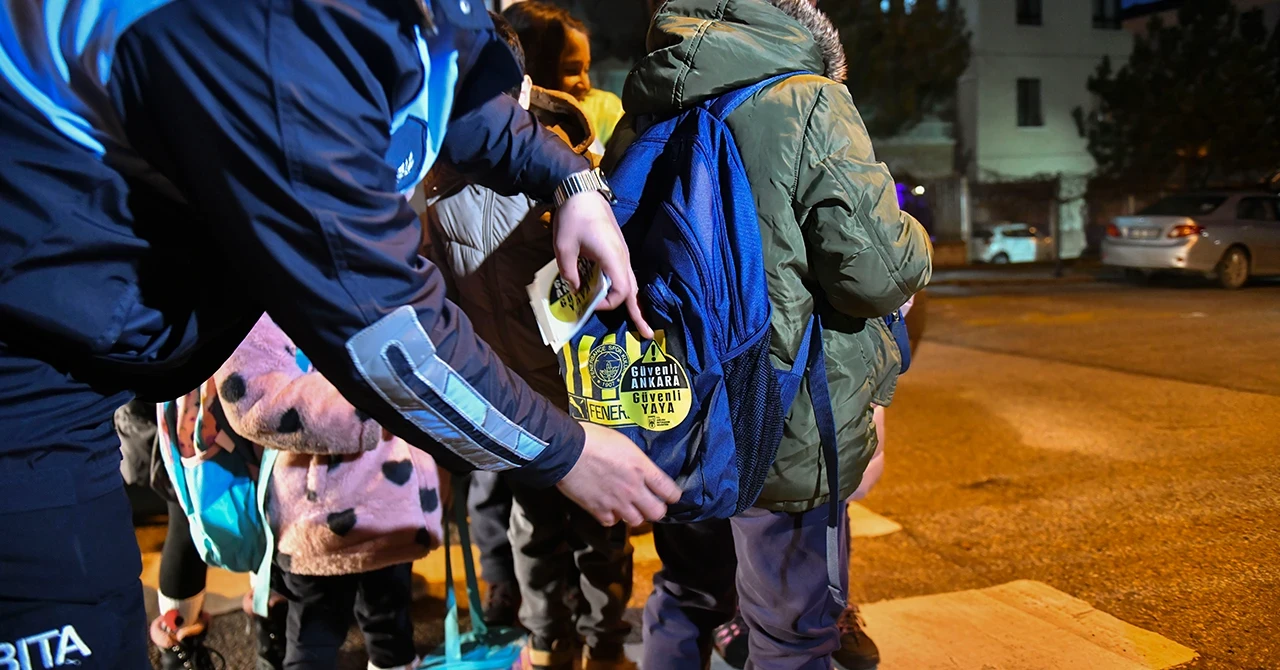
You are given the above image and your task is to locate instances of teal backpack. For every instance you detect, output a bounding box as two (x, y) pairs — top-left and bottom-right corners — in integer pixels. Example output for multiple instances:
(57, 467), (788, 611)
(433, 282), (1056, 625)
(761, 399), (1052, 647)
(420, 474), (526, 669)
(157, 352), (314, 617)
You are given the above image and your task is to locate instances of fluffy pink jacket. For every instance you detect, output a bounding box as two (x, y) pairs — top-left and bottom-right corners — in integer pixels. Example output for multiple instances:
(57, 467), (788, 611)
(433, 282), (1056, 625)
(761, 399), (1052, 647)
(212, 314), (445, 577)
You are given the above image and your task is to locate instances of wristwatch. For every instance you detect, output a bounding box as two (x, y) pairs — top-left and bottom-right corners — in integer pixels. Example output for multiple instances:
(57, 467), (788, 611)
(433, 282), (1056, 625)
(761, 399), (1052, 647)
(553, 167), (616, 207)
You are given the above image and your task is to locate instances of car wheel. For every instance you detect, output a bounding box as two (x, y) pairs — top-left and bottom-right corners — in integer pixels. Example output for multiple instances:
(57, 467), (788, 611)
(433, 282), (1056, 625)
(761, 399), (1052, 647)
(1215, 247), (1250, 290)
(991, 253), (1010, 264)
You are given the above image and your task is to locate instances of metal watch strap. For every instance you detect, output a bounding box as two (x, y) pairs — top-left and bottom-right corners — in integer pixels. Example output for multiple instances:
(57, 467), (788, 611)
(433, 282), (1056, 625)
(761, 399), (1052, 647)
(553, 168), (614, 207)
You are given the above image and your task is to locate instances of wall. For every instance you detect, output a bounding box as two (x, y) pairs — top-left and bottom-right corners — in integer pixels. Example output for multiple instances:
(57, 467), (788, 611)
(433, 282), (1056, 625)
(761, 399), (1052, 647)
(956, 0), (1133, 257)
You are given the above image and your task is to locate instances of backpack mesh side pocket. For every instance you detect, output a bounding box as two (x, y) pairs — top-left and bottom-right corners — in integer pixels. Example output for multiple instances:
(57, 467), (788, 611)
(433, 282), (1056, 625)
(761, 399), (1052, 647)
(721, 330), (785, 514)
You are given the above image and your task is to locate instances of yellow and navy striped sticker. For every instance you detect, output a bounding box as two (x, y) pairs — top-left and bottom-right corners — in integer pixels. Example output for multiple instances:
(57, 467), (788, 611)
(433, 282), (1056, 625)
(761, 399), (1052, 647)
(561, 329), (692, 431)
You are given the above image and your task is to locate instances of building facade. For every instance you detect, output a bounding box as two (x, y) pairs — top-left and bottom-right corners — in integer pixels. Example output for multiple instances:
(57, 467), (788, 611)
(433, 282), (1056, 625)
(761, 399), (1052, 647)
(955, 0), (1133, 257)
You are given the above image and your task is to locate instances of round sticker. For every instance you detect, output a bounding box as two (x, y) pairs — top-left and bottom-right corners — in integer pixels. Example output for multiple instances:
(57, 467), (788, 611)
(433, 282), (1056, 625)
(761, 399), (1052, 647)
(588, 343), (628, 390)
(548, 258), (596, 323)
(620, 340), (692, 432)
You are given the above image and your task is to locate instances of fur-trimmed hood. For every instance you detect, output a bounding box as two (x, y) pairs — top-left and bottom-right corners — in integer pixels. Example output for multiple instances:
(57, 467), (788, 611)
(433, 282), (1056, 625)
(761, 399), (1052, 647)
(623, 0), (848, 115)
(766, 0), (846, 83)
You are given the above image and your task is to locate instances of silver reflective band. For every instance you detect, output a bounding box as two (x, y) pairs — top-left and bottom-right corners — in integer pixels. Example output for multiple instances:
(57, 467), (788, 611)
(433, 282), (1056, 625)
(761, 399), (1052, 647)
(345, 306), (549, 470)
(553, 167), (615, 207)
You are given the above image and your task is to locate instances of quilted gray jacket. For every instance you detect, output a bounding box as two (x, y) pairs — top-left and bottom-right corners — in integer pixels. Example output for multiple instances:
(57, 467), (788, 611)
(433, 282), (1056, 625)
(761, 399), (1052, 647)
(422, 87), (597, 408)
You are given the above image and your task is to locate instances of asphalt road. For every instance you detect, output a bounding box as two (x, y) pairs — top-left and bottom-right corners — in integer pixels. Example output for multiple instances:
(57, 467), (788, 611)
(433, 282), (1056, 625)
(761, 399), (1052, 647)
(852, 277), (1280, 669)
(141, 275), (1280, 669)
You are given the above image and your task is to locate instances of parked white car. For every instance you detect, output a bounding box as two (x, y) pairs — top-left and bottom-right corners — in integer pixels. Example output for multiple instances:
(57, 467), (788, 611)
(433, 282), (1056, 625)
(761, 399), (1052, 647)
(1102, 192), (1280, 289)
(973, 223), (1050, 264)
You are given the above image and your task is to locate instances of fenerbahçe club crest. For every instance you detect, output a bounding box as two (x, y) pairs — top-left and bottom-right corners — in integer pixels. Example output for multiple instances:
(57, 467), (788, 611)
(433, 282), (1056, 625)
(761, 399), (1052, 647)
(562, 330), (692, 431)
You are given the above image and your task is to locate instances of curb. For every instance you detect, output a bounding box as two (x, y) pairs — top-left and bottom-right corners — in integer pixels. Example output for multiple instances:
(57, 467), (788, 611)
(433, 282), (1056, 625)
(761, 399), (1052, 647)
(930, 274), (1100, 287)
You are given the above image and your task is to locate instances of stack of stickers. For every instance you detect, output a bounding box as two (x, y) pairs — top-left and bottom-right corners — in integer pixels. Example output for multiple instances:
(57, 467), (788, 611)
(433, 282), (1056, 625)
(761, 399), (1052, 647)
(526, 258), (611, 350)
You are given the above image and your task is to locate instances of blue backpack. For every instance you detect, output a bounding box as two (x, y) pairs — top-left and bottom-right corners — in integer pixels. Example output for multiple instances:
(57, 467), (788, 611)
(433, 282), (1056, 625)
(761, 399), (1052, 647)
(558, 72), (841, 531)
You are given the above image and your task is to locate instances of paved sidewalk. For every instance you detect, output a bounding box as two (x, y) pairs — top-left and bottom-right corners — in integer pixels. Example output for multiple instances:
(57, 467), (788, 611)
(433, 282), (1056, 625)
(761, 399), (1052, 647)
(136, 500), (1198, 669)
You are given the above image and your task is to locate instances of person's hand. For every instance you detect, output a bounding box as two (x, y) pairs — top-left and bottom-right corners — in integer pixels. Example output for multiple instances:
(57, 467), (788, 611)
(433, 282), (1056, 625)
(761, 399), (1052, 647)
(557, 422), (681, 526)
(553, 191), (654, 339)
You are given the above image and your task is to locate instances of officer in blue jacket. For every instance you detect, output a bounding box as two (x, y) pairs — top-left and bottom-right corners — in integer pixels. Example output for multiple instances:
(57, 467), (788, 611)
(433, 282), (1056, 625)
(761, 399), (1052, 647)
(0, 1), (679, 667)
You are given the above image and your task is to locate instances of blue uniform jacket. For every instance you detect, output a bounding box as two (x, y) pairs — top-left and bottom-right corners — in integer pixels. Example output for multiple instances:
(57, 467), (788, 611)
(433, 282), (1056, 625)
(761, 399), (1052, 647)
(0, 0), (590, 510)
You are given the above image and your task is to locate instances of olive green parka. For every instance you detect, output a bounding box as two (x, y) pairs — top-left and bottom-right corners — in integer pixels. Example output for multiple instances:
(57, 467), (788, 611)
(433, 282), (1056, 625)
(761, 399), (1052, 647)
(606, 0), (933, 512)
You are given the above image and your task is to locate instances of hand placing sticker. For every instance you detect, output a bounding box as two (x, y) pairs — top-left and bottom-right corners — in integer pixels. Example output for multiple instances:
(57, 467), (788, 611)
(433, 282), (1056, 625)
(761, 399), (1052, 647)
(528, 258), (611, 349)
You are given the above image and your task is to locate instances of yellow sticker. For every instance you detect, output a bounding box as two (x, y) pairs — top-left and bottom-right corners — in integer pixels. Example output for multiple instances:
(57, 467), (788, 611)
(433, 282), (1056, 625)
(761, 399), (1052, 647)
(619, 340), (692, 432)
(564, 330), (692, 431)
(547, 258), (602, 324)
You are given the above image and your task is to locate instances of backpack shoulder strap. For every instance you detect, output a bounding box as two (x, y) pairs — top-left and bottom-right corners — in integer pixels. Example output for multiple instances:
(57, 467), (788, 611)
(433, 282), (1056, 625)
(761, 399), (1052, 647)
(780, 316), (846, 608)
(885, 310), (912, 374)
(707, 71), (809, 120)
(802, 319), (846, 608)
(251, 447), (279, 618)
(440, 473), (491, 662)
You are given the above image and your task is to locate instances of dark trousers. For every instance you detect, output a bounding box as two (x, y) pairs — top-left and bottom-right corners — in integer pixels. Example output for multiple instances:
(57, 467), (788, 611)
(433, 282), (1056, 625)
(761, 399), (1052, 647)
(641, 519), (738, 669)
(278, 563), (416, 670)
(509, 484), (633, 650)
(643, 502), (849, 670)
(159, 500), (208, 601)
(0, 486), (149, 669)
(468, 471), (516, 585)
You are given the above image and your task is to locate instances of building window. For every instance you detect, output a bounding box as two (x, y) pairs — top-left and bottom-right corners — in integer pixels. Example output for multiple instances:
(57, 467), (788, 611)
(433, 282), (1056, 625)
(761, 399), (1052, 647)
(1017, 79), (1043, 127)
(1093, 0), (1120, 29)
(880, 0), (920, 12)
(1016, 0), (1042, 26)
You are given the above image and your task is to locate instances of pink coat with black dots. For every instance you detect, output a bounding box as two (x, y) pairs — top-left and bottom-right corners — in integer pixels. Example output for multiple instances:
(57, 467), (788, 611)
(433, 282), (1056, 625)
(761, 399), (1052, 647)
(214, 314), (445, 577)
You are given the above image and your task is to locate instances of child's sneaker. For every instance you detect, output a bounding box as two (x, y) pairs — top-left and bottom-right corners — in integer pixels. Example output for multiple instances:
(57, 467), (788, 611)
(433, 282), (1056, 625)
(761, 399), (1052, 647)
(519, 635), (577, 670)
(832, 606), (879, 670)
(151, 610), (225, 670)
(582, 642), (637, 670)
(712, 615), (749, 669)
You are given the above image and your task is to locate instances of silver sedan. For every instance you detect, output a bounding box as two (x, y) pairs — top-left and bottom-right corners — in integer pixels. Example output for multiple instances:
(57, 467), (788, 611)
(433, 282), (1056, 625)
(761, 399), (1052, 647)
(1102, 192), (1280, 289)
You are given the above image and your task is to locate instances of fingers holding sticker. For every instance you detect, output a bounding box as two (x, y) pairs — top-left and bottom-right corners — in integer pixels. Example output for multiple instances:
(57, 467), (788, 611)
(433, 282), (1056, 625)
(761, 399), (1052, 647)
(548, 258), (598, 323)
(529, 259), (612, 349)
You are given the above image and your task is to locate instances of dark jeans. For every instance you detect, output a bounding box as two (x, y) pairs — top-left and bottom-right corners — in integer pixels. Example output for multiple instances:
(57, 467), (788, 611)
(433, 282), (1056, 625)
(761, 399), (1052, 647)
(509, 483), (633, 650)
(0, 486), (149, 669)
(468, 471), (515, 585)
(642, 519), (738, 668)
(277, 563), (416, 670)
(643, 501), (850, 670)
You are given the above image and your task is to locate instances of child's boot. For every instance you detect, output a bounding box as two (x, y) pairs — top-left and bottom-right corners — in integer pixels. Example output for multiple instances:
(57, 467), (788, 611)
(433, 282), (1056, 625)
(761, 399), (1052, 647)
(482, 580), (522, 628)
(151, 610), (224, 670)
(251, 600), (288, 670)
(582, 641), (638, 670)
(519, 635), (577, 670)
(833, 605), (880, 670)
